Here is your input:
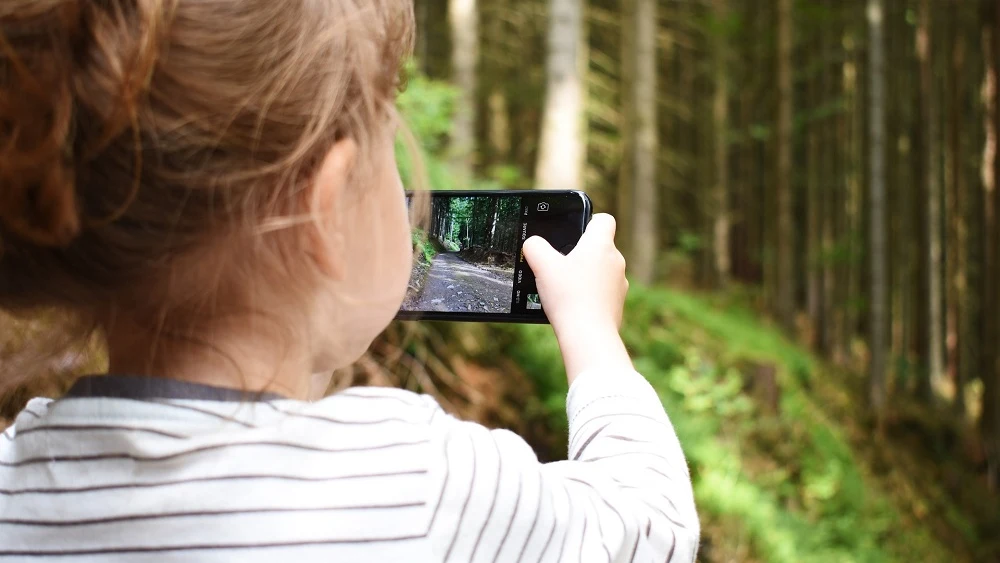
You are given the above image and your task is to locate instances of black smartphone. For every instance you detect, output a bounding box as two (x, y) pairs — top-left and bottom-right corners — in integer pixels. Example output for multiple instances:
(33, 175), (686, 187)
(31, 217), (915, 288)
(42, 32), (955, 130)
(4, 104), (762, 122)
(397, 190), (592, 323)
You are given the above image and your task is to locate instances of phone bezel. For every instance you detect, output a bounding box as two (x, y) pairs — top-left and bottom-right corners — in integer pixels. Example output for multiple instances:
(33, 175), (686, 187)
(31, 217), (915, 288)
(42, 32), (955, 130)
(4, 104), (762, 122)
(396, 189), (592, 324)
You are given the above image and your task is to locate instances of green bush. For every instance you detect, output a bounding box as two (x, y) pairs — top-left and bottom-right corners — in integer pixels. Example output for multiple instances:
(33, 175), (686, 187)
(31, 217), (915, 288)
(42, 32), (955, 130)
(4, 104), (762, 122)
(411, 228), (436, 264)
(395, 66), (459, 192)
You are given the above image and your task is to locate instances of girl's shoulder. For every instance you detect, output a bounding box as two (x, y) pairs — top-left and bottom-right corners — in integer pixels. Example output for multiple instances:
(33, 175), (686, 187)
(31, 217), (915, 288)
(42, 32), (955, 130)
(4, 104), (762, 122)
(267, 386), (445, 428)
(325, 386), (439, 409)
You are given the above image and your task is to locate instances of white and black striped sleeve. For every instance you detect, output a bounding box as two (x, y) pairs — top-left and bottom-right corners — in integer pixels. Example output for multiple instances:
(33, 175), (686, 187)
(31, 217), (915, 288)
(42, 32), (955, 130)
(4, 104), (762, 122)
(427, 370), (699, 563)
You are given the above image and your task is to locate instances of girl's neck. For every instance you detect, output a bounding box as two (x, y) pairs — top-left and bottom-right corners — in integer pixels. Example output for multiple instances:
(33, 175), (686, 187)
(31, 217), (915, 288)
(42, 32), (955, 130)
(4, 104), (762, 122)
(103, 314), (325, 401)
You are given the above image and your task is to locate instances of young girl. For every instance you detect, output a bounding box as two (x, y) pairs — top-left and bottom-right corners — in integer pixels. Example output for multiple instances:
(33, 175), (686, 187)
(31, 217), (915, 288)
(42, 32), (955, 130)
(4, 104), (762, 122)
(0, 0), (699, 561)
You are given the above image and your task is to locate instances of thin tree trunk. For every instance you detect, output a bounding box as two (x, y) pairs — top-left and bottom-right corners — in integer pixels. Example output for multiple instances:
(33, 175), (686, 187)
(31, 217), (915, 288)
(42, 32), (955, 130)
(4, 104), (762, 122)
(868, 0), (888, 420)
(807, 36), (821, 349)
(982, 0), (1000, 492)
(946, 0), (967, 414)
(842, 35), (862, 366)
(416, 0), (429, 71)
(820, 6), (836, 356)
(775, 0), (795, 332)
(618, 0), (635, 261)
(712, 0), (731, 288)
(448, 0), (479, 183)
(832, 32), (853, 365)
(887, 0), (913, 390)
(629, 0), (658, 285)
(488, 90), (511, 163)
(917, 0), (945, 400)
(489, 197), (500, 246)
(535, 0), (586, 192)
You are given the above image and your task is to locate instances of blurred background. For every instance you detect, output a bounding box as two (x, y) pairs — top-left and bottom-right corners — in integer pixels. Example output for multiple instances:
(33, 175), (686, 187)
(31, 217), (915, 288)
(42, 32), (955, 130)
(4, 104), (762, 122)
(3, 0), (1000, 561)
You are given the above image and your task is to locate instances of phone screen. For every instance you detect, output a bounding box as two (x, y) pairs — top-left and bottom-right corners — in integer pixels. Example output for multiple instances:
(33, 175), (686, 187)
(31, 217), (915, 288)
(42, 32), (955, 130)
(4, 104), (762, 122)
(397, 190), (591, 323)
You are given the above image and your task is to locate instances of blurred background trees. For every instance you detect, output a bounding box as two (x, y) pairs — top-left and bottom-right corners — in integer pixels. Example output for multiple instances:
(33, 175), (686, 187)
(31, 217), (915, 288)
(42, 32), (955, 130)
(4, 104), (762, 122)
(419, 0), (1000, 456)
(404, 0), (1000, 559)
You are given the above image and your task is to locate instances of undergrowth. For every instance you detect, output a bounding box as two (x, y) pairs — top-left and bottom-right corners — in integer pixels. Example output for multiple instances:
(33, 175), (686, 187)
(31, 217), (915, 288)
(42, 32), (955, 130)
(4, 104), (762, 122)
(498, 286), (989, 563)
(412, 227), (437, 264)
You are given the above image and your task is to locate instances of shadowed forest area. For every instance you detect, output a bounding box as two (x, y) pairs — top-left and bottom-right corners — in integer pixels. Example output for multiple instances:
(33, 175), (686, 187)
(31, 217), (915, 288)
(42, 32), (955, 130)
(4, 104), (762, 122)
(2, 0), (1000, 561)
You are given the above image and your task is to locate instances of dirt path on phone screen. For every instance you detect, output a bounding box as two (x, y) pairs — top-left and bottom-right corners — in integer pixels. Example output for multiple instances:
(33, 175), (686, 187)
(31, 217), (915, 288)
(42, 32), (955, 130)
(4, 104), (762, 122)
(408, 252), (514, 314)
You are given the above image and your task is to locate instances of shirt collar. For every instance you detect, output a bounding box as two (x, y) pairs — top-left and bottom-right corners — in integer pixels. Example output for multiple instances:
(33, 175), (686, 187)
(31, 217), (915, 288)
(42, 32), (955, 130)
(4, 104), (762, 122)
(65, 375), (289, 402)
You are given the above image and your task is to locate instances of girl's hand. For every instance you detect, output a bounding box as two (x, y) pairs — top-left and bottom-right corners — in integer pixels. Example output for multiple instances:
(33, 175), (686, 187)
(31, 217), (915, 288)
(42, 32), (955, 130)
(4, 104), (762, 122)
(523, 214), (633, 383)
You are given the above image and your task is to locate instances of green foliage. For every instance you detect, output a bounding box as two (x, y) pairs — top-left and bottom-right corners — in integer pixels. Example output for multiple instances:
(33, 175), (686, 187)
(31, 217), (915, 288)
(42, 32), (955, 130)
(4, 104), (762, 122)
(397, 64), (457, 154)
(394, 67), (527, 192)
(411, 228), (436, 264)
(498, 286), (958, 563)
(395, 65), (459, 191)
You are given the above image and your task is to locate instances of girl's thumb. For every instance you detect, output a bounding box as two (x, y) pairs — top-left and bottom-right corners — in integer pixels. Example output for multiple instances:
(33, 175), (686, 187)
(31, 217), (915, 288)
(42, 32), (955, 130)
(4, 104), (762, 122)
(523, 236), (562, 277)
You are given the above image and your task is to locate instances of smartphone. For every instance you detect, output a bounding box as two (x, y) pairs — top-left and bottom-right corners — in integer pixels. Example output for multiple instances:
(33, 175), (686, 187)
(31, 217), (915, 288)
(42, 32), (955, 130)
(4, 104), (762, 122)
(397, 190), (592, 323)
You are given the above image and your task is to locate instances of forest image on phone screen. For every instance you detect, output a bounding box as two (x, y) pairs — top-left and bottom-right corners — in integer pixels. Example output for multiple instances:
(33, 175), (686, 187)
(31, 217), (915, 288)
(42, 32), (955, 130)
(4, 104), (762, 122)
(402, 195), (522, 314)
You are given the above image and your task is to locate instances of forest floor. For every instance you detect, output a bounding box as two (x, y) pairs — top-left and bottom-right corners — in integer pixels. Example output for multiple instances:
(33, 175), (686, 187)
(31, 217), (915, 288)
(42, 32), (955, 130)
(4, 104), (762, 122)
(404, 252), (514, 313)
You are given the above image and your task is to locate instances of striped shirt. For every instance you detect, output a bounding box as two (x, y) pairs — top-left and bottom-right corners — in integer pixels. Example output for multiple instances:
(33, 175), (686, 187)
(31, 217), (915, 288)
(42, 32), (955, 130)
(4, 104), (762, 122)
(0, 370), (699, 562)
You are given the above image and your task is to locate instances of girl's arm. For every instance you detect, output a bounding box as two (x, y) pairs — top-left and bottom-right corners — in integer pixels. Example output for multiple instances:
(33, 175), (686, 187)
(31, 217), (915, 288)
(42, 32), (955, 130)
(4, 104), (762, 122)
(427, 367), (698, 562)
(424, 214), (698, 561)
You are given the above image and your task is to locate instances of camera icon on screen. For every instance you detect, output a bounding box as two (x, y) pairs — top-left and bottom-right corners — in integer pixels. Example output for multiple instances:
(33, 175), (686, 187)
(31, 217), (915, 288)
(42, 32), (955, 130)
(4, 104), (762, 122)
(537, 202), (550, 212)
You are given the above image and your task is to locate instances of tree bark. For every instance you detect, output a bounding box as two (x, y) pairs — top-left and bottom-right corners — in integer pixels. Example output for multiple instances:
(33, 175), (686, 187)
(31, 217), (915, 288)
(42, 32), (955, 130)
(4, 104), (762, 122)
(712, 0), (731, 288)
(627, 0), (658, 285)
(945, 0), (967, 414)
(488, 90), (511, 163)
(982, 0), (1000, 492)
(917, 0), (945, 401)
(535, 0), (586, 192)
(416, 0), (429, 71)
(868, 0), (888, 419)
(806, 26), (821, 349)
(820, 5), (837, 356)
(448, 0), (479, 184)
(617, 0), (635, 264)
(775, 0), (795, 332)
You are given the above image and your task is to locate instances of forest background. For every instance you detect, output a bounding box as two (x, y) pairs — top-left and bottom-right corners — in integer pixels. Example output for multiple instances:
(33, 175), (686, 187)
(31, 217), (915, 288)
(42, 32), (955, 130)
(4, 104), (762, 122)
(2, 0), (1000, 561)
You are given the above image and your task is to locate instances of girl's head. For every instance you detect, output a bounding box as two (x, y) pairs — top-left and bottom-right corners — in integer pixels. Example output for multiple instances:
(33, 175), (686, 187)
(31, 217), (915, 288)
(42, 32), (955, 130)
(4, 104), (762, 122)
(0, 0), (416, 394)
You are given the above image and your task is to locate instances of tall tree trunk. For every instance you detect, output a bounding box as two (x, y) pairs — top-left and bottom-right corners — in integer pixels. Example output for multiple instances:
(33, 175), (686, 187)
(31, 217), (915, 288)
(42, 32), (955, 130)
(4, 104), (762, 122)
(535, 0), (586, 192)
(831, 30), (852, 365)
(945, 0), (967, 414)
(820, 6), (837, 356)
(982, 0), (1000, 492)
(628, 0), (658, 285)
(891, 0), (916, 392)
(868, 0), (888, 420)
(488, 90), (511, 163)
(617, 0), (635, 262)
(840, 33), (861, 366)
(448, 0), (479, 183)
(917, 0), (945, 401)
(913, 56), (931, 397)
(712, 0), (731, 287)
(416, 0), (429, 71)
(775, 0), (795, 332)
(882, 0), (909, 383)
(489, 197), (500, 246)
(806, 29), (821, 349)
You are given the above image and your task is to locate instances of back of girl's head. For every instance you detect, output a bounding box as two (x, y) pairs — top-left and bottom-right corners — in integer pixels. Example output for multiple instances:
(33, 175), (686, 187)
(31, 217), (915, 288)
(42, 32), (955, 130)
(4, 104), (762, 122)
(0, 0), (414, 387)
